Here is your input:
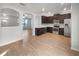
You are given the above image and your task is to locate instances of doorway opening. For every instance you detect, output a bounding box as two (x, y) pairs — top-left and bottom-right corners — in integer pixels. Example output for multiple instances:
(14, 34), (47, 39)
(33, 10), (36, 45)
(22, 13), (32, 45)
(23, 18), (31, 30)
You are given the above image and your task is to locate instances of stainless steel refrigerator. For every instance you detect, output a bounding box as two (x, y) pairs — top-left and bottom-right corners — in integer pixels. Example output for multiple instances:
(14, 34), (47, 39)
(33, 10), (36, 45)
(64, 19), (71, 37)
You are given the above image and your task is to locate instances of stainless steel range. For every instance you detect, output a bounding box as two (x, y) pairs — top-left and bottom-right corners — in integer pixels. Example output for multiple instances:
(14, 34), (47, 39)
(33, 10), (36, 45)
(53, 20), (59, 34)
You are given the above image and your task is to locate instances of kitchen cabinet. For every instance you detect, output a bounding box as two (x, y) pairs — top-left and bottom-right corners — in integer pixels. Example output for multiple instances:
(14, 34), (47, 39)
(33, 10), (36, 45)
(59, 28), (64, 35)
(53, 14), (61, 20)
(35, 27), (64, 36)
(63, 13), (71, 19)
(59, 19), (64, 23)
(66, 13), (71, 19)
(47, 27), (53, 33)
(35, 27), (47, 35)
(59, 15), (64, 23)
(42, 16), (47, 23)
(42, 16), (53, 23)
(54, 14), (64, 23)
(42, 13), (71, 24)
(35, 27), (53, 35)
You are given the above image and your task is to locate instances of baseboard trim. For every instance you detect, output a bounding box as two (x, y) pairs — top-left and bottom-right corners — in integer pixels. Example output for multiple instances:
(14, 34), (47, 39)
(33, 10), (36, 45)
(71, 47), (79, 52)
(0, 39), (22, 47)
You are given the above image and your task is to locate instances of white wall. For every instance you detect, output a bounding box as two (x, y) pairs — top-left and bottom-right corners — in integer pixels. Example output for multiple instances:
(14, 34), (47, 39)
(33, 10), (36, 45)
(0, 4), (2, 44)
(71, 3), (79, 51)
(0, 26), (22, 44)
(0, 19), (2, 43)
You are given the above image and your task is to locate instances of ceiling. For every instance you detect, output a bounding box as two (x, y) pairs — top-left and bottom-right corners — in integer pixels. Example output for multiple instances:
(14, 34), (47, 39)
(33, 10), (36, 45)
(0, 3), (71, 14)
(18, 3), (71, 14)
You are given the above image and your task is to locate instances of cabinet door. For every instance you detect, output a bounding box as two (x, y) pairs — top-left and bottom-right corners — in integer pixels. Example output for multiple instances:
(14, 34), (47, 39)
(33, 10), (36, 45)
(59, 15), (64, 23)
(47, 27), (53, 33)
(66, 13), (71, 19)
(59, 19), (64, 23)
(54, 14), (61, 20)
(63, 13), (71, 19)
(59, 28), (64, 35)
(42, 16), (53, 23)
(47, 17), (53, 23)
(42, 16), (47, 23)
(35, 28), (46, 35)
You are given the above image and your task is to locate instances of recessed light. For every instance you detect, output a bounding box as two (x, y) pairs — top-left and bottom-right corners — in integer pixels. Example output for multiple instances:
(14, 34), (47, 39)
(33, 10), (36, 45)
(48, 12), (51, 14)
(42, 8), (45, 12)
(25, 14), (28, 17)
(22, 16), (25, 19)
(64, 8), (67, 10)
(3, 13), (7, 16)
(2, 20), (8, 23)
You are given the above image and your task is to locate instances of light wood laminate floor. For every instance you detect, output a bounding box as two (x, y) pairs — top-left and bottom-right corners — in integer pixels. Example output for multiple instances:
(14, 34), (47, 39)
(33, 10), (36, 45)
(0, 32), (79, 56)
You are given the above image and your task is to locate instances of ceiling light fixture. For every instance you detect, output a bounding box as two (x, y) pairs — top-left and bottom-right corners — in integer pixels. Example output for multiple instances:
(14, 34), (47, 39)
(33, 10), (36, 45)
(2, 20), (8, 23)
(3, 13), (7, 16)
(64, 8), (67, 11)
(48, 12), (51, 14)
(25, 14), (28, 17)
(42, 8), (45, 12)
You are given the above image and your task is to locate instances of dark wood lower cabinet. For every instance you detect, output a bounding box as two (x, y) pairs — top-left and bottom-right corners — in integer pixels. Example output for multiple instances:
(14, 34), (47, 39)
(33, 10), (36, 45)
(35, 28), (47, 35)
(47, 27), (53, 33)
(35, 27), (53, 35)
(59, 28), (64, 35)
(35, 27), (64, 36)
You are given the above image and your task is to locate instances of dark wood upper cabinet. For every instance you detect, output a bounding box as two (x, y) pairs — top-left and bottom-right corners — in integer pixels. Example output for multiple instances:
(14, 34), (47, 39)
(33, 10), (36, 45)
(53, 13), (71, 20)
(42, 16), (53, 23)
(48, 16), (53, 23)
(53, 14), (61, 20)
(67, 13), (71, 19)
(42, 16), (47, 23)
(54, 14), (64, 23)
(63, 13), (71, 19)
(41, 13), (71, 24)
(59, 15), (64, 23)
(59, 19), (64, 23)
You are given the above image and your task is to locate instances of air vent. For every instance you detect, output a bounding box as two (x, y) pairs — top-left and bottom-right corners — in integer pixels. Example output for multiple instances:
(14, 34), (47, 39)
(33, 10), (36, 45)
(19, 3), (26, 6)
